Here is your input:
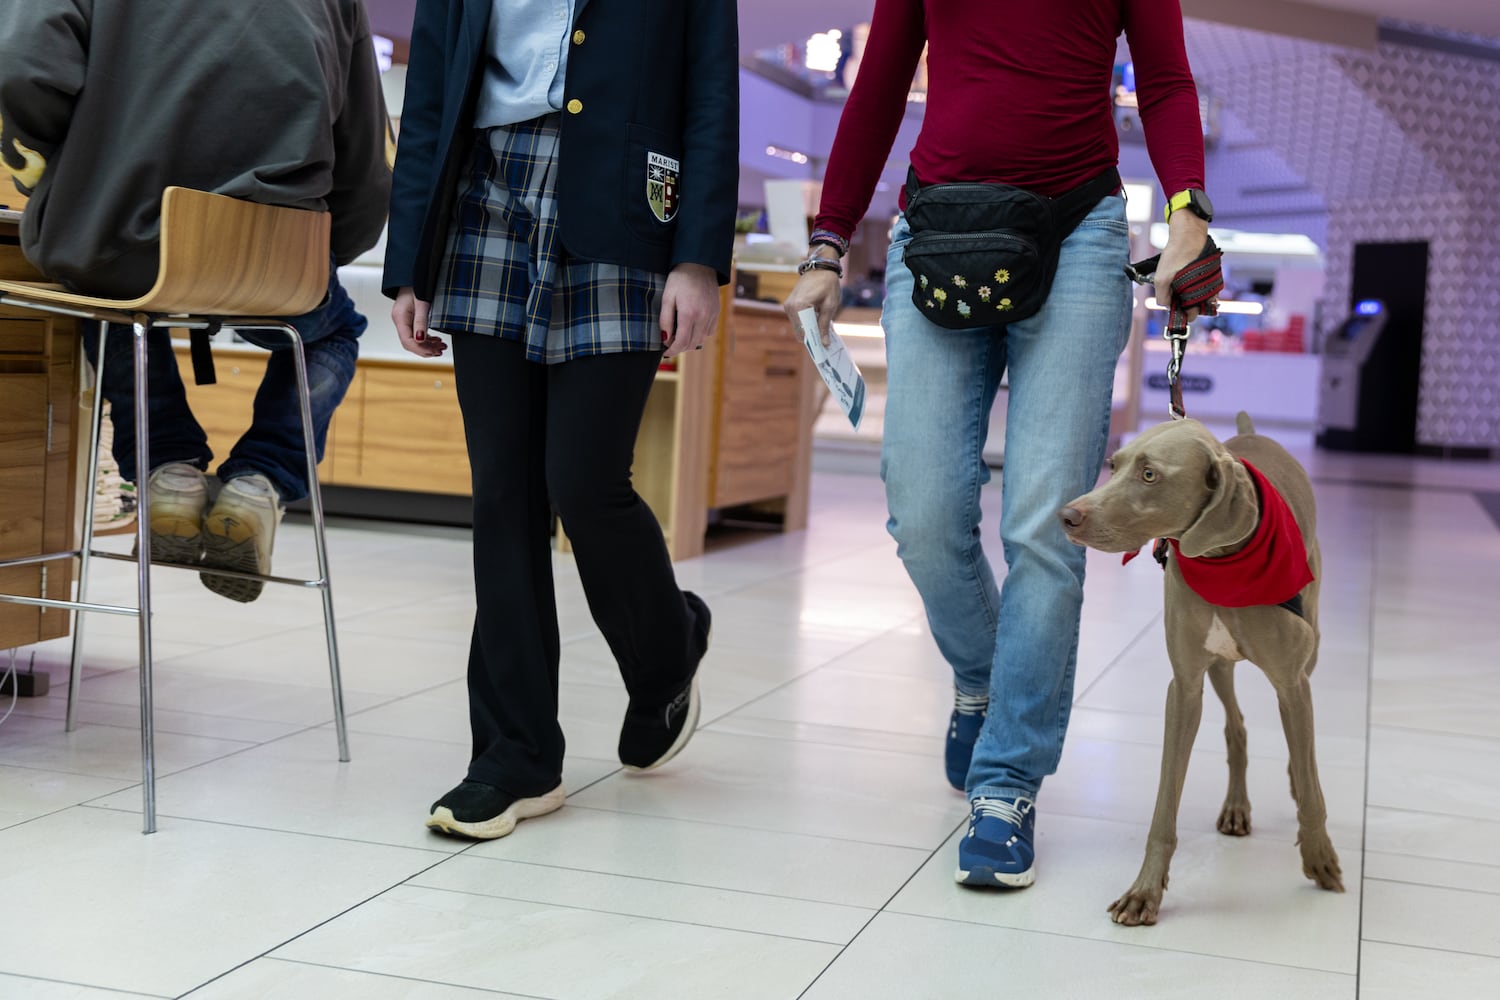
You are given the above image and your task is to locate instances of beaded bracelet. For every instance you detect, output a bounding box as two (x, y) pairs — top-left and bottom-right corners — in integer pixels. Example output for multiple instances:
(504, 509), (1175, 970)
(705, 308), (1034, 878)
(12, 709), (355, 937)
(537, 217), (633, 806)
(797, 256), (844, 278)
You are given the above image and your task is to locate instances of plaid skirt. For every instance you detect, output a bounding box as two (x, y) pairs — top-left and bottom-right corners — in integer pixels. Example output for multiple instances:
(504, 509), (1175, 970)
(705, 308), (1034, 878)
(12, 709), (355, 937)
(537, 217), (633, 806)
(429, 115), (666, 364)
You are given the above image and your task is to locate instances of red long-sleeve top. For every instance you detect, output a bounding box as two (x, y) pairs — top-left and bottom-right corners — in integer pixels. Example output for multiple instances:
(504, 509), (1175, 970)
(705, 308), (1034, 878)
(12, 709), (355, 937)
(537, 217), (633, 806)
(813, 0), (1205, 241)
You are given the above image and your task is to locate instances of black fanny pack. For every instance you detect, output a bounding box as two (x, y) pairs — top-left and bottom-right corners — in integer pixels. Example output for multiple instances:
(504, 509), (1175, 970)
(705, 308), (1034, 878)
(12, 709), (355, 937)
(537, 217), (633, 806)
(902, 166), (1121, 330)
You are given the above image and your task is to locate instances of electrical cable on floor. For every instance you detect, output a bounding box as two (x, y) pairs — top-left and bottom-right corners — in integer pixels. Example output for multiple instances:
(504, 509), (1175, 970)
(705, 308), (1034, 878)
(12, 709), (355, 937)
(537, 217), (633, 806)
(0, 649), (18, 727)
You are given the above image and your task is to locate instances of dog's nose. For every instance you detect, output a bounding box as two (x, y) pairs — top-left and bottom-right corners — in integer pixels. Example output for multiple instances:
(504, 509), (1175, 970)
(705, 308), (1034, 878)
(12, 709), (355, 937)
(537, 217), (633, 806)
(1058, 506), (1086, 531)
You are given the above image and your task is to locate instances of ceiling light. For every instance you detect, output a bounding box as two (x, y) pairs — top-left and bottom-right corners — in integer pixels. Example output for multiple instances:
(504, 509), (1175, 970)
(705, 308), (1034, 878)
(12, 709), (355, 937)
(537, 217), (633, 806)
(765, 145), (810, 165)
(806, 31), (843, 73)
(1145, 297), (1264, 315)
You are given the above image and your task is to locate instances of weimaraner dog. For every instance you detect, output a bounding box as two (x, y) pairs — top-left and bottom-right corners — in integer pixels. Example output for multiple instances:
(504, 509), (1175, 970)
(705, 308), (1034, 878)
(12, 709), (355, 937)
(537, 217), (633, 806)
(1058, 412), (1343, 926)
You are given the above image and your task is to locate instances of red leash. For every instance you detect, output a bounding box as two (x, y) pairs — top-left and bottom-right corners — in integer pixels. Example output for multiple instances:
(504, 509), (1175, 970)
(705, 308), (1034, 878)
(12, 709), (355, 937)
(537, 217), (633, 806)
(1125, 237), (1224, 420)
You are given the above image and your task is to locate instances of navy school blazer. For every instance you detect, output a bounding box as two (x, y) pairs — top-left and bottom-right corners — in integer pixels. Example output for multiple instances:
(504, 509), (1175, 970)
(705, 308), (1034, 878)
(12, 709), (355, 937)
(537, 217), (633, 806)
(383, 0), (739, 299)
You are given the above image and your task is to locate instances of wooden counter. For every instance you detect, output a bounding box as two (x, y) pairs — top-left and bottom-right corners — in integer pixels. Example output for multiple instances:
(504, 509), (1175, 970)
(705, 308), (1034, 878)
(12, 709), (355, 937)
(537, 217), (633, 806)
(176, 291), (819, 560)
(1, 211), (81, 651)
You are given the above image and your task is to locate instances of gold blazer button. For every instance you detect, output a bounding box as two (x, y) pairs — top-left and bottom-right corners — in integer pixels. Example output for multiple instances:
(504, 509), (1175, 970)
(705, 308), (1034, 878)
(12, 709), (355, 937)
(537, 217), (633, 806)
(567, 99), (583, 114)
(572, 29), (585, 44)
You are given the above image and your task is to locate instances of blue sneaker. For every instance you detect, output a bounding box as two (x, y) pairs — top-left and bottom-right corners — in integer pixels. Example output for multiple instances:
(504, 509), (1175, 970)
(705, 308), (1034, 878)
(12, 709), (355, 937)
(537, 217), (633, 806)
(945, 693), (988, 791)
(955, 796), (1036, 888)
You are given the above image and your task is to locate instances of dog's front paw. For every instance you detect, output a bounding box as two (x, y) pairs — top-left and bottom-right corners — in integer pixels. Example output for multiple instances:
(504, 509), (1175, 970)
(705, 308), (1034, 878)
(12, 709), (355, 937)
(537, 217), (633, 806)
(1108, 883), (1164, 926)
(1298, 829), (1344, 891)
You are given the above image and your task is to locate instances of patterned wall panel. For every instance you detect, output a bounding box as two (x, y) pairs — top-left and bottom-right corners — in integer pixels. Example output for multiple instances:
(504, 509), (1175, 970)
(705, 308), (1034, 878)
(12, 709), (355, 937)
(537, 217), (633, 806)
(1182, 21), (1500, 448)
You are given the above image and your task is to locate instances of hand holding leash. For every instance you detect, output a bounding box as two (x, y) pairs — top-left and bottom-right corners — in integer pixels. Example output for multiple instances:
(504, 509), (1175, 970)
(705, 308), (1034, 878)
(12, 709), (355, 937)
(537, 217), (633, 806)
(1125, 236), (1224, 419)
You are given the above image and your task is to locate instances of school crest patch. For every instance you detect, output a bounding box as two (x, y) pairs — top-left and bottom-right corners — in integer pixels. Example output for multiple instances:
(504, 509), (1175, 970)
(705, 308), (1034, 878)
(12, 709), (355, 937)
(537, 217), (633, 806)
(646, 151), (680, 223)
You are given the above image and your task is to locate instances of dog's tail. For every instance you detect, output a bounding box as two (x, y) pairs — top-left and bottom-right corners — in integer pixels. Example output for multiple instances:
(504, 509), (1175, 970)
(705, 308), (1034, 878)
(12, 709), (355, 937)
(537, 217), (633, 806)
(1236, 411), (1256, 436)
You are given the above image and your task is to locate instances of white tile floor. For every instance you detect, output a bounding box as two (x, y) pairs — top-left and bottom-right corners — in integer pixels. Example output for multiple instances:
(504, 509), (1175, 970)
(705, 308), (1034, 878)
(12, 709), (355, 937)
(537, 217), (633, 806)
(2, 435), (1498, 999)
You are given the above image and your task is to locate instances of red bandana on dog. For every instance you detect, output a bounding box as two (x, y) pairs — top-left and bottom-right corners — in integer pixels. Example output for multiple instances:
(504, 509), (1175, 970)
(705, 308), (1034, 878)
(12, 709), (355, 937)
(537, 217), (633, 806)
(1165, 459), (1313, 607)
(1122, 460), (1314, 608)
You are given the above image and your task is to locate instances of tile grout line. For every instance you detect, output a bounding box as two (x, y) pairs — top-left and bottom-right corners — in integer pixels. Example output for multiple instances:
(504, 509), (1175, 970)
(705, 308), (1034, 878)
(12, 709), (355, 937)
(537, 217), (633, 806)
(72, 801), (463, 856)
(173, 839), (489, 998)
(795, 813), (968, 999)
(1364, 874), (1500, 898)
(1362, 803), (1500, 826)
(1367, 721), (1500, 748)
(562, 800), (956, 853)
(1358, 938), (1500, 963)
(1070, 614), (1165, 707)
(870, 908), (1366, 978)
(0, 970), (167, 998)
(1355, 499), (1382, 997)
(408, 880), (858, 947)
(425, 851), (894, 910)
(1362, 848), (1500, 872)
(261, 957), (556, 999)
(693, 613), (932, 733)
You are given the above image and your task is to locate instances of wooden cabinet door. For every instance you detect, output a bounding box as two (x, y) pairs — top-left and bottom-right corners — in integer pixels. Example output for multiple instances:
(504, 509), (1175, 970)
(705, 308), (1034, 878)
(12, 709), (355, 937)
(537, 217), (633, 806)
(37, 326), (77, 643)
(173, 346), (268, 469)
(172, 345), (335, 482)
(712, 308), (806, 508)
(0, 374), (49, 648)
(345, 363), (472, 495)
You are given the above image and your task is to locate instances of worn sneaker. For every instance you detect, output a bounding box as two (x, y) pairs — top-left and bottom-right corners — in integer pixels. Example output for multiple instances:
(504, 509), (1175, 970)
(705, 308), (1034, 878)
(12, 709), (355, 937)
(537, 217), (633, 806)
(200, 473), (282, 602)
(145, 462), (208, 565)
(946, 692), (988, 791)
(426, 780), (565, 840)
(955, 796), (1037, 888)
(618, 591), (710, 771)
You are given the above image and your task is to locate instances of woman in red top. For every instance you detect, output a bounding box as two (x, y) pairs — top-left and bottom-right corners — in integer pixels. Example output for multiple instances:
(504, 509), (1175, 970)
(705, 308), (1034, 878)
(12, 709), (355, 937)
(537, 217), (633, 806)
(784, 0), (1213, 889)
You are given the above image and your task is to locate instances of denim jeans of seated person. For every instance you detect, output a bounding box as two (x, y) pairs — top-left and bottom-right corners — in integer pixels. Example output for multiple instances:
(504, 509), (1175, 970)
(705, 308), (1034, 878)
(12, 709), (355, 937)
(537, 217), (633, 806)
(880, 195), (1133, 803)
(83, 261), (366, 504)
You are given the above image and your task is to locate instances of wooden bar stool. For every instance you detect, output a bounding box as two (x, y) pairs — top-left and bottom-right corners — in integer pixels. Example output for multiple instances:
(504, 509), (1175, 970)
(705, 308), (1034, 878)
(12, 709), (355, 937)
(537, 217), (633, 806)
(0, 187), (351, 833)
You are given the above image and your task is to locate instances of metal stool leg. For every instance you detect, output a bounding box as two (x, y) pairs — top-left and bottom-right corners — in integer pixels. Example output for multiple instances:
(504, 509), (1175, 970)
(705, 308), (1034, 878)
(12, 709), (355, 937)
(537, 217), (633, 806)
(130, 316), (157, 834)
(66, 324), (111, 732)
(281, 323), (349, 761)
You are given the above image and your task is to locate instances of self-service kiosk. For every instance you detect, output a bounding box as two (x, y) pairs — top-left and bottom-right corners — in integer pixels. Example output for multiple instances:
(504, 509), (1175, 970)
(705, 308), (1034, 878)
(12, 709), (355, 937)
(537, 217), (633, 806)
(1316, 300), (1396, 451)
(1317, 242), (1427, 453)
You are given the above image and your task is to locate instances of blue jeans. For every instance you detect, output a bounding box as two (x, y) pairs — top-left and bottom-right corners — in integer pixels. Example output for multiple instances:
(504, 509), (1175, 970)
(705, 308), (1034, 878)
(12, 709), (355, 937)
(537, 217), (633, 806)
(880, 195), (1133, 803)
(84, 263), (365, 503)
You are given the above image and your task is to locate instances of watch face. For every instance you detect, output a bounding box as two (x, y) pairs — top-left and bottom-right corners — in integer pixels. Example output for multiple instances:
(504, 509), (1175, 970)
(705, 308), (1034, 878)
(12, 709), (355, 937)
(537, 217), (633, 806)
(1190, 189), (1214, 221)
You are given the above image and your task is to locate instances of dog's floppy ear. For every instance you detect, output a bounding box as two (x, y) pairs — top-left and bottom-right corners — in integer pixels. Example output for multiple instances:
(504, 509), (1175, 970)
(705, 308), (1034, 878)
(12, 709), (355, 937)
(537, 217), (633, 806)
(1177, 443), (1258, 558)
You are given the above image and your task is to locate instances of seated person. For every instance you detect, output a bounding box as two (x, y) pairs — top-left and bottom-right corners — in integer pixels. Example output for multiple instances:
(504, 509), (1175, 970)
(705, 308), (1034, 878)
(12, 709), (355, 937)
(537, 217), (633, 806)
(0, 0), (393, 601)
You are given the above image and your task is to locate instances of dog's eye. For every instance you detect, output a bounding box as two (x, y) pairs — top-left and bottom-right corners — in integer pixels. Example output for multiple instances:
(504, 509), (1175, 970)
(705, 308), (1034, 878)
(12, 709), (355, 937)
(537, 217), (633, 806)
(1141, 467), (1158, 483)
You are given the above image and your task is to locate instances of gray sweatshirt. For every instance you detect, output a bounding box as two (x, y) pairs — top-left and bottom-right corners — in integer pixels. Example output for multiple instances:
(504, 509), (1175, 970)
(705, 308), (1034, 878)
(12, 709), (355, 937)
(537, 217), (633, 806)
(0, 0), (392, 298)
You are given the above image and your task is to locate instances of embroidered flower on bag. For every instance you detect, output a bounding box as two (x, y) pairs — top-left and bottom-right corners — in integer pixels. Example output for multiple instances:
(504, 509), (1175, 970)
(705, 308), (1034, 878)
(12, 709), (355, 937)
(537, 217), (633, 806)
(994, 269), (1011, 284)
(934, 288), (948, 304)
(953, 275), (968, 288)
(978, 286), (992, 302)
(998, 297), (1013, 311)
(919, 274), (929, 289)
(925, 299), (935, 309)
(957, 301), (971, 318)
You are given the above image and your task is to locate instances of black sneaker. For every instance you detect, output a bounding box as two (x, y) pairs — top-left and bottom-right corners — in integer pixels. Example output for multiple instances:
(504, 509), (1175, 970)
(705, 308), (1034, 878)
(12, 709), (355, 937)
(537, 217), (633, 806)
(618, 592), (710, 771)
(425, 780), (565, 840)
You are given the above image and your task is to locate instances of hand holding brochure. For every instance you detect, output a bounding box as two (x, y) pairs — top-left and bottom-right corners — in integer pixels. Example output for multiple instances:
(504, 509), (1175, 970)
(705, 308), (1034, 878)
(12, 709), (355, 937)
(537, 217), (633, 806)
(797, 308), (866, 430)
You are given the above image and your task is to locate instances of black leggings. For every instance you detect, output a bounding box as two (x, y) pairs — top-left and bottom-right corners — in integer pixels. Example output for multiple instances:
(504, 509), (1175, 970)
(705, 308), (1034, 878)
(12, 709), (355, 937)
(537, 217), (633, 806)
(451, 333), (695, 794)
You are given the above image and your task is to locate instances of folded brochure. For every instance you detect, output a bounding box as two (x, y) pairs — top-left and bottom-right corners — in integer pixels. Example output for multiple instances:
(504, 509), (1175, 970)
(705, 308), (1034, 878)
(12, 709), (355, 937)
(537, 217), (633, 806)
(798, 307), (866, 430)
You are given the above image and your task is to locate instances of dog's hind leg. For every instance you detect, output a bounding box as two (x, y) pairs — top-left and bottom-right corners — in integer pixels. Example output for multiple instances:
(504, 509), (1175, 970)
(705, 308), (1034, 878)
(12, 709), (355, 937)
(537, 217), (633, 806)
(1207, 659), (1251, 836)
(1273, 668), (1344, 892)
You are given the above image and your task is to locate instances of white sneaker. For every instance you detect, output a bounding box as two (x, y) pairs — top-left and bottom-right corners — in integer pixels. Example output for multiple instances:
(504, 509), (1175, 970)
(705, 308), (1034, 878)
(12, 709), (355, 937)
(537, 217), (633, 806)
(200, 473), (282, 602)
(145, 462), (208, 565)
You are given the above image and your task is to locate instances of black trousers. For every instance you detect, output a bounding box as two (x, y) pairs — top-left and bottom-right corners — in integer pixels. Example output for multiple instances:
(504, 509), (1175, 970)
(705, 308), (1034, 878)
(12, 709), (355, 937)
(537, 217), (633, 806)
(452, 333), (697, 796)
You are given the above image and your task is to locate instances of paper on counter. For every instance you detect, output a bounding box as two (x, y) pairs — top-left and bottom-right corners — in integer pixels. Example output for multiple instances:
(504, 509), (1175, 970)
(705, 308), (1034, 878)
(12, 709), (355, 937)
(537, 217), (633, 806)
(798, 307), (865, 430)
